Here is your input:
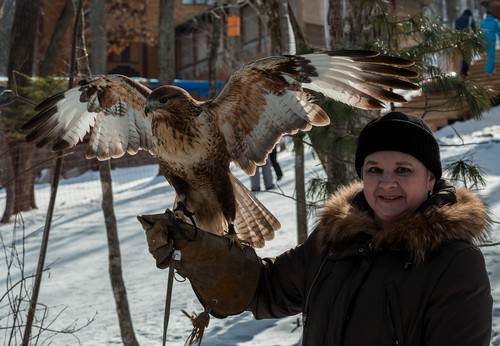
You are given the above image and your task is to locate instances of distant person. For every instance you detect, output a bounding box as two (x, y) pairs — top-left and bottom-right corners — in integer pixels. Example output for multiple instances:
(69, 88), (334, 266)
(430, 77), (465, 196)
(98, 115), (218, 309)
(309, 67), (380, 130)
(250, 160), (274, 192)
(252, 140), (287, 191)
(454, 9), (476, 77)
(480, 10), (500, 75)
(269, 147), (283, 181)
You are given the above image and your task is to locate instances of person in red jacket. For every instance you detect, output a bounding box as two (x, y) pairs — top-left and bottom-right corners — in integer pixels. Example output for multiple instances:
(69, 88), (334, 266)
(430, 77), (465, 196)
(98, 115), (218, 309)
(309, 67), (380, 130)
(142, 112), (492, 345)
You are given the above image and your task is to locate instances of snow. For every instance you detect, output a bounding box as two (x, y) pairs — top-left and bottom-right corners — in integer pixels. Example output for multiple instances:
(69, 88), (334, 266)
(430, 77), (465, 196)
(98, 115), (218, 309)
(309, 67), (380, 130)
(2, 107), (500, 345)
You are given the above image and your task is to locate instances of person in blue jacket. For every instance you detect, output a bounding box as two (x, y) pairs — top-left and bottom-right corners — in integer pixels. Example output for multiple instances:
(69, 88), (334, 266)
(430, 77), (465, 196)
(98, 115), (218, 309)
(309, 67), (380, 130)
(454, 9), (476, 77)
(480, 10), (500, 74)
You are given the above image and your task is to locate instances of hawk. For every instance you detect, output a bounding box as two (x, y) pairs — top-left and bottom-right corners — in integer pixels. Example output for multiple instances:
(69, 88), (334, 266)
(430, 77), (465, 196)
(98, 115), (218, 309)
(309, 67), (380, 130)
(21, 50), (419, 248)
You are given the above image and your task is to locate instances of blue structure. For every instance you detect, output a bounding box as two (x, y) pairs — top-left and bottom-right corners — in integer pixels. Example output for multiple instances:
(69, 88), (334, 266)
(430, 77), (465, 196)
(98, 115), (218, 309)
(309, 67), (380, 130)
(133, 78), (224, 97)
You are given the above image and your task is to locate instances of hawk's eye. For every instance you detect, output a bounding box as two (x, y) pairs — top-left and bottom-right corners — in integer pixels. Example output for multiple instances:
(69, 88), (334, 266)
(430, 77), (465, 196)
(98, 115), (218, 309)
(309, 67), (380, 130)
(159, 97), (169, 103)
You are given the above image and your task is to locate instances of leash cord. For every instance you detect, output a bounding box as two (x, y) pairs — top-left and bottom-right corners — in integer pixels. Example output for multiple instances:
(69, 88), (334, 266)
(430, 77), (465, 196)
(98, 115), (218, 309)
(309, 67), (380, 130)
(162, 208), (198, 345)
(163, 251), (176, 346)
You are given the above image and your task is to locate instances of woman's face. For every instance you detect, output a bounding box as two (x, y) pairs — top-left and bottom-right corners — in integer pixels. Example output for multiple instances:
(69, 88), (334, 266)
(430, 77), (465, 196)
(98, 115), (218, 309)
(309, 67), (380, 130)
(362, 151), (436, 227)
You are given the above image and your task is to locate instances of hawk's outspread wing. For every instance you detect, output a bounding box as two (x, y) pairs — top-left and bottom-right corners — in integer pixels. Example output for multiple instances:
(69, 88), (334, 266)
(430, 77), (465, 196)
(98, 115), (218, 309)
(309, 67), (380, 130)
(22, 50), (419, 248)
(22, 74), (154, 160)
(211, 50), (419, 175)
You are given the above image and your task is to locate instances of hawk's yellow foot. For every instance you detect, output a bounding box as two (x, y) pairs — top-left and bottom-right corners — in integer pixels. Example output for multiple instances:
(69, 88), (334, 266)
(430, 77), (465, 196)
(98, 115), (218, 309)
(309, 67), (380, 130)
(225, 224), (249, 251)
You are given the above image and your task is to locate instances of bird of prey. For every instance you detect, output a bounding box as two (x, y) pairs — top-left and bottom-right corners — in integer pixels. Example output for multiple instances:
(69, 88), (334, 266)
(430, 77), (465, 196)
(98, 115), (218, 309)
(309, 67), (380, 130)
(21, 50), (419, 248)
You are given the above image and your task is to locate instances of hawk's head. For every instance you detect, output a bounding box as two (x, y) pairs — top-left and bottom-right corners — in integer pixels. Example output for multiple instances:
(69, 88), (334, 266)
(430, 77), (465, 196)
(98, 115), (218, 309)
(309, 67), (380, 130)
(144, 85), (201, 120)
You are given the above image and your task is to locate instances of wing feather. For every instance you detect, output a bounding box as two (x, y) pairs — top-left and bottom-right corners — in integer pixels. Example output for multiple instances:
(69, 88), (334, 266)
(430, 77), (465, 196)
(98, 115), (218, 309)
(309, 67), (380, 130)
(301, 53), (418, 108)
(234, 91), (324, 174)
(211, 50), (418, 174)
(21, 75), (154, 160)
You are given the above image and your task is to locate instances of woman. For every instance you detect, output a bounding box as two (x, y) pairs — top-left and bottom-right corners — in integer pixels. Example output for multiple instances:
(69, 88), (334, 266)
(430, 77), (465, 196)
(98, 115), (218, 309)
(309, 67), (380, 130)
(143, 112), (492, 345)
(252, 112), (492, 345)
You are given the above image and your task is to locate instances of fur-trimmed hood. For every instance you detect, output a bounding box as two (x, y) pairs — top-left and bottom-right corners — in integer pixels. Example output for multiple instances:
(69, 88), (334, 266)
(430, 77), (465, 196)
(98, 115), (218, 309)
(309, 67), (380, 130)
(315, 182), (490, 264)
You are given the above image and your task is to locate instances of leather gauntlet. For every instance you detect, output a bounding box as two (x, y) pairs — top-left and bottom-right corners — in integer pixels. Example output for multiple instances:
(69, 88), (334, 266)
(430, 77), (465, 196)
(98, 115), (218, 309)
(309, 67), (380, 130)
(138, 211), (260, 317)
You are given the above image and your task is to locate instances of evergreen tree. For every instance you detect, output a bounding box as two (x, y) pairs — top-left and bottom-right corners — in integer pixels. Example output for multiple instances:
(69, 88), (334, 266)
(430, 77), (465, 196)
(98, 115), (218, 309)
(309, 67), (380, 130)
(306, 0), (493, 210)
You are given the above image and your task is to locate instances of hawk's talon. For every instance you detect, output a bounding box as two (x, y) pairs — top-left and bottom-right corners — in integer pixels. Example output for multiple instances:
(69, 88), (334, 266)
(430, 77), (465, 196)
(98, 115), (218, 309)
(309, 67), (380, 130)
(225, 234), (247, 251)
(225, 224), (249, 251)
(173, 201), (194, 221)
(173, 209), (185, 220)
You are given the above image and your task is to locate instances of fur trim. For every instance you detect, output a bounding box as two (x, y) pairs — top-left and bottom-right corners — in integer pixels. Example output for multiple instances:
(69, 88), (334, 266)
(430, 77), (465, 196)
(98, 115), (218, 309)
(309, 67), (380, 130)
(314, 182), (489, 264)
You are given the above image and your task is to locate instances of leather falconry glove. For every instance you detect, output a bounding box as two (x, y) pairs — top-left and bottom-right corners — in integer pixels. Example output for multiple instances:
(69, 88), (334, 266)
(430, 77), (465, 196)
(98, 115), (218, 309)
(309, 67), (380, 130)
(138, 210), (260, 318)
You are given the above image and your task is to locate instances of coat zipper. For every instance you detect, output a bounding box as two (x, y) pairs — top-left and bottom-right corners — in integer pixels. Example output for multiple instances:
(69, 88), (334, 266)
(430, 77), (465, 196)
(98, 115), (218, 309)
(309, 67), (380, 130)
(386, 299), (400, 345)
(302, 252), (330, 327)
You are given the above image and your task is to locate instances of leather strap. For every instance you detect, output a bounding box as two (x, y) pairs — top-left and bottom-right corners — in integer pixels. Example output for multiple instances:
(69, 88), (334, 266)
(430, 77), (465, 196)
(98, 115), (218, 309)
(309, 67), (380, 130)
(162, 257), (175, 346)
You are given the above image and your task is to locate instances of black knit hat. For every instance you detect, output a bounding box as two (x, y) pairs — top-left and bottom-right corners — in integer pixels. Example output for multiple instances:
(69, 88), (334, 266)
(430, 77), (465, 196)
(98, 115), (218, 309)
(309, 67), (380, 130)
(355, 112), (442, 180)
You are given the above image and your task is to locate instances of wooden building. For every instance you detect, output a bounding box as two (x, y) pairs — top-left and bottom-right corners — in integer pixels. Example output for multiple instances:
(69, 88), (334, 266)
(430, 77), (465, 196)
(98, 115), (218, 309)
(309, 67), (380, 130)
(36, 0), (437, 85)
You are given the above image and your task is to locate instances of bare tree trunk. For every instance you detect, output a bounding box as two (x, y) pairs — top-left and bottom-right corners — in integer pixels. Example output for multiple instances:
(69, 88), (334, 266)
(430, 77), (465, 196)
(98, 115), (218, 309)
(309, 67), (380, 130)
(0, 135), (14, 223)
(90, 0), (107, 74)
(208, 3), (223, 99)
(7, 0), (41, 80)
(2, 0), (41, 223)
(90, 0), (139, 344)
(10, 141), (35, 214)
(159, 0), (175, 85)
(0, 0), (15, 76)
(157, 0), (175, 179)
(99, 161), (139, 346)
(76, 7), (90, 76)
(294, 135), (308, 244)
(40, 0), (75, 76)
(228, 0), (241, 68)
(278, 0), (309, 243)
(278, 0), (291, 54)
(328, 0), (345, 46)
(256, 0), (280, 55)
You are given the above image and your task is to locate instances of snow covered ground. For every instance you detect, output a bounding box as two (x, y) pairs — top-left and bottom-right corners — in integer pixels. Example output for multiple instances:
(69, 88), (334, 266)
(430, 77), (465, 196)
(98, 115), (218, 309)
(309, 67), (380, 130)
(2, 106), (500, 345)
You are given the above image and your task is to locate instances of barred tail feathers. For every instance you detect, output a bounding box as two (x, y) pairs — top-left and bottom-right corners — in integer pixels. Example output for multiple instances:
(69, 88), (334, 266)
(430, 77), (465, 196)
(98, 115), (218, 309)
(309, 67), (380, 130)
(231, 174), (281, 248)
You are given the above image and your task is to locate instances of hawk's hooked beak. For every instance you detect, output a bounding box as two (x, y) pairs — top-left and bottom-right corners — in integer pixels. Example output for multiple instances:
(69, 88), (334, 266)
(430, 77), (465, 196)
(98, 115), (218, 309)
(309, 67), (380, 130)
(144, 104), (152, 117)
(145, 99), (159, 117)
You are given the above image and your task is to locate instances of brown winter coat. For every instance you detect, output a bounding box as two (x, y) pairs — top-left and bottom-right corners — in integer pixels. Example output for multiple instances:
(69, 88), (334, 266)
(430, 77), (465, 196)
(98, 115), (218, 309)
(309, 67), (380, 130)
(250, 182), (492, 345)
